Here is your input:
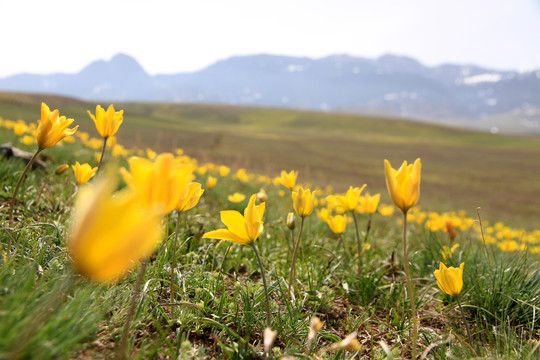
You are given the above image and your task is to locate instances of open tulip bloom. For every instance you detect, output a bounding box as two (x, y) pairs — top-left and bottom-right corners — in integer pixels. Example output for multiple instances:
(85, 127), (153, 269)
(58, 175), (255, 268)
(88, 104), (124, 173)
(203, 195), (271, 326)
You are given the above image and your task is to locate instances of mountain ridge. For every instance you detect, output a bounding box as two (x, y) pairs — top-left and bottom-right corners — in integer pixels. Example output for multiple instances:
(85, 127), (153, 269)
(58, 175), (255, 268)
(0, 53), (539, 134)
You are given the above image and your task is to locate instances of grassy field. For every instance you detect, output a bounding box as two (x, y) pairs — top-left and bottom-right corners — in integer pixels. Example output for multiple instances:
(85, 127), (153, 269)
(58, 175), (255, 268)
(1, 91), (540, 229)
(1, 94), (539, 359)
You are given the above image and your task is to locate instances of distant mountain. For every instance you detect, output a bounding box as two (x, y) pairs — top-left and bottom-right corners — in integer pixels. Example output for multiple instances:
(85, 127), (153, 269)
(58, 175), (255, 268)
(1, 53), (539, 133)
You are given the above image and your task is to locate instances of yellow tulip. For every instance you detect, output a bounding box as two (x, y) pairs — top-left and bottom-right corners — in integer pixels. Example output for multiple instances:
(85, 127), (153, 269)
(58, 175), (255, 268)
(360, 193), (380, 214)
(87, 104), (124, 139)
(337, 185), (366, 212)
(68, 173), (164, 283)
(433, 262), (464, 296)
(327, 214), (347, 234)
(72, 161), (98, 184)
(55, 164), (70, 175)
(20, 135), (34, 146)
(176, 182), (204, 212)
(384, 158), (421, 213)
(292, 186), (315, 217)
(316, 208), (330, 223)
(120, 153), (194, 215)
(206, 175), (217, 190)
(13, 123), (28, 136)
(256, 188), (268, 203)
(35, 103), (78, 149)
(235, 168), (250, 183)
(279, 170), (298, 189)
(218, 165), (230, 177)
(203, 194), (265, 245)
(228, 192), (246, 203)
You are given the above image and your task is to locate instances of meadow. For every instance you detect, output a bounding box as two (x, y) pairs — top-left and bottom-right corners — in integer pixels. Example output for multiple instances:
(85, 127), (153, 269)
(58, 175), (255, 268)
(0, 93), (539, 359)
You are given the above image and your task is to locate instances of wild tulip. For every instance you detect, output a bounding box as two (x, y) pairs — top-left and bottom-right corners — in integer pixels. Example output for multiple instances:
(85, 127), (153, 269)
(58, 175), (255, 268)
(279, 170), (298, 189)
(68, 172), (164, 283)
(327, 214), (347, 234)
(384, 158), (422, 358)
(120, 153), (194, 215)
(228, 192), (246, 203)
(337, 185), (366, 212)
(87, 104), (124, 139)
(360, 193), (380, 214)
(10, 103), (78, 221)
(203, 195), (271, 326)
(72, 162), (98, 184)
(292, 186), (315, 217)
(206, 175), (217, 190)
(384, 158), (421, 213)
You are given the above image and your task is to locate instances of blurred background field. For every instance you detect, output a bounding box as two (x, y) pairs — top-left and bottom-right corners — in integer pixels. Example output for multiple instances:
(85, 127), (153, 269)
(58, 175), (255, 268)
(2, 91), (539, 230)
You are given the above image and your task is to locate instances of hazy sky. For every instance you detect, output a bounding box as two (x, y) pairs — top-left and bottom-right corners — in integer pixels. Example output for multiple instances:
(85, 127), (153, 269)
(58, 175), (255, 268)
(1, 0), (539, 77)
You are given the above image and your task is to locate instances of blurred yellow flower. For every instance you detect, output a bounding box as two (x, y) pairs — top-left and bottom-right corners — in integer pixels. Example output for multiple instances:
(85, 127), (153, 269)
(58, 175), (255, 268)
(146, 148), (157, 159)
(433, 262), (464, 296)
(384, 158), (421, 213)
(176, 182), (204, 212)
(359, 193), (380, 214)
(235, 168), (250, 182)
(20, 135), (34, 146)
(13, 123), (28, 136)
(72, 161), (98, 184)
(203, 194), (265, 245)
(278, 170), (298, 189)
(327, 214), (347, 234)
(35, 102), (78, 149)
(206, 175), (217, 190)
(68, 173), (163, 283)
(256, 188), (268, 203)
(87, 104), (124, 139)
(120, 153), (194, 215)
(228, 192), (246, 203)
(337, 185), (366, 212)
(292, 186), (315, 217)
(316, 207), (330, 223)
(55, 164), (69, 175)
(218, 165), (230, 177)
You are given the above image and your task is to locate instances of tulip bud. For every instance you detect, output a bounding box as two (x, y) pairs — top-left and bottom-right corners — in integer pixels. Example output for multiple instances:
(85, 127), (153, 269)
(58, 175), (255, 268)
(55, 164), (69, 175)
(257, 188), (268, 203)
(263, 328), (277, 355)
(287, 212), (296, 230)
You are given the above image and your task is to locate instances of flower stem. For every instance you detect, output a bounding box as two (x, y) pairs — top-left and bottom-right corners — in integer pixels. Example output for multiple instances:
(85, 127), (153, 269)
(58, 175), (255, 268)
(402, 211), (418, 359)
(251, 242), (271, 328)
(170, 211), (181, 320)
(96, 137), (108, 175)
(9, 148), (42, 222)
(456, 295), (472, 344)
(289, 216), (305, 294)
(118, 261), (147, 360)
(351, 211), (362, 277)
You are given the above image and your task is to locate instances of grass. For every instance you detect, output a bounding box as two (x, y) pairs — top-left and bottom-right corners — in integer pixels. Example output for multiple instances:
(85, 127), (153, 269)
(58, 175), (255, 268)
(0, 94), (539, 359)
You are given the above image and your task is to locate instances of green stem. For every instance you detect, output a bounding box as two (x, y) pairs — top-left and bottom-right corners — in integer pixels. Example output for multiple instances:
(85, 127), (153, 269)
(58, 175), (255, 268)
(171, 211), (182, 320)
(351, 211), (362, 277)
(251, 242), (271, 328)
(96, 137), (108, 175)
(9, 148), (42, 222)
(402, 211), (418, 359)
(118, 261), (147, 360)
(456, 295), (472, 344)
(288, 216), (305, 294)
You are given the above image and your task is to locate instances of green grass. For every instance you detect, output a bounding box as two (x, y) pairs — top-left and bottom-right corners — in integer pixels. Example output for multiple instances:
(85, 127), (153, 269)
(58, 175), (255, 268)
(0, 94), (539, 359)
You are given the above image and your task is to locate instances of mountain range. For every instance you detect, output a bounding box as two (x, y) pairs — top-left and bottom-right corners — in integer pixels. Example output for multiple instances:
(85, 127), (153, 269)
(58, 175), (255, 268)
(1, 53), (539, 134)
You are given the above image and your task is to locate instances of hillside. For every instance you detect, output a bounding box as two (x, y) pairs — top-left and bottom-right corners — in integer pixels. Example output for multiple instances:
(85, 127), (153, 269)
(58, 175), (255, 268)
(0, 54), (539, 134)
(1, 91), (540, 229)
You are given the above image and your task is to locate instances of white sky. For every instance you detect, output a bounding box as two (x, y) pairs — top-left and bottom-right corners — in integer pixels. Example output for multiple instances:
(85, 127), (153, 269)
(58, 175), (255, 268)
(0, 0), (539, 77)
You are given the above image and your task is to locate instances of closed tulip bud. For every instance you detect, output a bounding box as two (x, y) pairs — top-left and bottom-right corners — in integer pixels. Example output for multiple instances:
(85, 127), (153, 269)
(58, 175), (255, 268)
(331, 332), (361, 352)
(286, 212), (296, 230)
(384, 158), (421, 213)
(257, 188), (268, 203)
(292, 186), (315, 217)
(263, 328), (278, 355)
(55, 164), (69, 175)
(433, 262), (464, 296)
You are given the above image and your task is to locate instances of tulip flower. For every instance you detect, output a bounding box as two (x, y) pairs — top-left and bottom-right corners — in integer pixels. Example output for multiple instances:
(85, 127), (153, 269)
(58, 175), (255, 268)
(337, 185), (366, 212)
(10, 103), (78, 221)
(55, 164), (69, 175)
(203, 195), (271, 326)
(36, 103), (79, 150)
(292, 186), (315, 217)
(327, 214), (347, 234)
(218, 165), (230, 177)
(120, 153), (194, 215)
(88, 105), (123, 173)
(279, 170), (298, 189)
(206, 175), (217, 190)
(68, 172), (164, 283)
(359, 193), (380, 214)
(434, 262), (464, 297)
(434, 262), (470, 341)
(384, 158), (422, 358)
(384, 158), (421, 213)
(228, 192), (246, 203)
(72, 162), (98, 184)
